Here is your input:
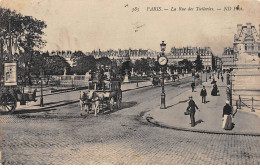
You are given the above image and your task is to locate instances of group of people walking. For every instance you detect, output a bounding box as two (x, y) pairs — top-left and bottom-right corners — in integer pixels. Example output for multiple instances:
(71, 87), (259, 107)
(186, 71), (234, 130)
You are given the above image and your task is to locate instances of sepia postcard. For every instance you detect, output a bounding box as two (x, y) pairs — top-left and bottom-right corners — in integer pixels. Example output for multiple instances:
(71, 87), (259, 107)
(0, 0), (260, 165)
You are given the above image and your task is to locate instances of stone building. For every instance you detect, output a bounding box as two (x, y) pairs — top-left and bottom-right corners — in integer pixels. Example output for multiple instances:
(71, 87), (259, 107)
(233, 23), (260, 56)
(169, 46), (214, 70)
(221, 47), (235, 70)
(91, 49), (157, 63)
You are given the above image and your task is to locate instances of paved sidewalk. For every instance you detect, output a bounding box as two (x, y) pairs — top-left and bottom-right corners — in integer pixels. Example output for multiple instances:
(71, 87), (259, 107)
(146, 75), (260, 135)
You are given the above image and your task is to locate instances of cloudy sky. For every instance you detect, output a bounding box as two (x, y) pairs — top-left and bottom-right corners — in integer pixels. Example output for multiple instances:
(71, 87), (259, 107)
(0, 0), (259, 55)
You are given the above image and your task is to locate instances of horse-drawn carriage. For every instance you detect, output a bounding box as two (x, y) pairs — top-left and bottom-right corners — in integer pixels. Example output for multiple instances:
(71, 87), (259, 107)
(0, 62), (37, 114)
(79, 67), (122, 116)
(0, 86), (37, 114)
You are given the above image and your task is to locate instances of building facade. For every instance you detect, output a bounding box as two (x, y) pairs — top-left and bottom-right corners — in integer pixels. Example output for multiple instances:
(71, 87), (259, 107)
(233, 23), (260, 56)
(221, 47), (235, 70)
(90, 49), (157, 62)
(169, 46), (214, 70)
(49, 49), (158, 66)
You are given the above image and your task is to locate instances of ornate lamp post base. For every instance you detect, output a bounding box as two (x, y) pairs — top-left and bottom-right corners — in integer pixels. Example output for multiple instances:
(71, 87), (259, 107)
(160, 92), (166, 109)
(40, 97), (44, 107)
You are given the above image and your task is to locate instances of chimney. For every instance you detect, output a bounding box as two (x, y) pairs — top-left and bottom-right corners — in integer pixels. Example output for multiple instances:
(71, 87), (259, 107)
(246, 23), (252, 34)
(246, 22), (251, 28)
(237, 24), (242, 35)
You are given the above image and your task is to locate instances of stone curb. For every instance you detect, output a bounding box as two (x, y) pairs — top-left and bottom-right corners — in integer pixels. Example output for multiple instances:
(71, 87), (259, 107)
(145, 115), (260, 136)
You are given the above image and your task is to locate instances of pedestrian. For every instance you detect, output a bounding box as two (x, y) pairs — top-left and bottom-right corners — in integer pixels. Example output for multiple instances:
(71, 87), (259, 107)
(211, 83), (219, 96)
(221, 75), (224, 82)
(222, 100), (233, 130)
(191, 82), (195, 92)
(187, 96), (200, 127)
(226, 85), (231, 102)
(173, 75), (176, 82)
(200, 86), (207, 103)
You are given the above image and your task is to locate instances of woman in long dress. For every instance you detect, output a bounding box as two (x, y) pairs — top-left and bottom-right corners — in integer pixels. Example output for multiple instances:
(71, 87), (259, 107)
(222, 100), (233, 130)
(211, 83), (218, 96)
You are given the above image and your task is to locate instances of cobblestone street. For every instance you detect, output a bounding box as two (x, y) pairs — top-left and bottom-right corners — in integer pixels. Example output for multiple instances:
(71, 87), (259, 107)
(1, 77), (260, 164)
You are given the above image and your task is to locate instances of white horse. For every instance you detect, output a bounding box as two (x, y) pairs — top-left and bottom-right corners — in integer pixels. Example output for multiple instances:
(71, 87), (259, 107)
(80, 90), (100, 116)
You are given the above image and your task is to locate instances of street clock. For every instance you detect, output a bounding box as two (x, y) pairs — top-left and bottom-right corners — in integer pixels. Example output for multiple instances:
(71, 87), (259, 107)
(158, 56), (168, 66)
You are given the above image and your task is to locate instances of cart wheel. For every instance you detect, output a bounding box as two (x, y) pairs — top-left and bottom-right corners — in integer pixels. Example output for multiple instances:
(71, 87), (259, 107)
(0, 93), (17, 114)
(109, 97), (114, 112)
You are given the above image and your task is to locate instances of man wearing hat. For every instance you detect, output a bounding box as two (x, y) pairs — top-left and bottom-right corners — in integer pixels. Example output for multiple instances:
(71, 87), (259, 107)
(200, 85), (207, 103)
(187, 96), (200, 127)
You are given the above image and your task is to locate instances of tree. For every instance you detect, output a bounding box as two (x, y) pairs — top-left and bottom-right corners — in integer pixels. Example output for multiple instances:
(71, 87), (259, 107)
(71, 56), (96, 75)
(44, 55), (71, 75)
(133, 58), (150, 75)
(0, 7), (47, 85)
(96, 57), (112, 67)
(120, 61), (132, 76)
(194, 55), (203, 71)
(30, 51), (46, 77)
(152, 61), (160, 73)
(70, 50), (86, 66)
(178, 59), (193, 72)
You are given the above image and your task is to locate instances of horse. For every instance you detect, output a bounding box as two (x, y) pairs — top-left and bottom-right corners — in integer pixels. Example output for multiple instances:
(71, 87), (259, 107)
(80, 90), (101, 116)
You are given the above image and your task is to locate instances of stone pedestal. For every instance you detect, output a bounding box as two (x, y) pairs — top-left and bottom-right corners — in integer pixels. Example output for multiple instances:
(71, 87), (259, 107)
(123, 75), (129, 83)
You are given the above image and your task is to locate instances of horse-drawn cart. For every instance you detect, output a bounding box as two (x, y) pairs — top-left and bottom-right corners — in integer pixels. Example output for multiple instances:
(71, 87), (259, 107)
(79, 64), (123, 116)
(0, 87), (37, 114)
(0, 62), (37, 114)
(80, 79), (122, 116)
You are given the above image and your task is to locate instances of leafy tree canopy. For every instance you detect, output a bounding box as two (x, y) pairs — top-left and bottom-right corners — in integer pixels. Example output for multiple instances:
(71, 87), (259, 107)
(44, 55), (71, 75)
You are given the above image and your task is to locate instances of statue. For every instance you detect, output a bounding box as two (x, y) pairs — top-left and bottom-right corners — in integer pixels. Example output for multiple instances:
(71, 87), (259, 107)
(63, 67), (67, 76)
(123, 69), (129, 83)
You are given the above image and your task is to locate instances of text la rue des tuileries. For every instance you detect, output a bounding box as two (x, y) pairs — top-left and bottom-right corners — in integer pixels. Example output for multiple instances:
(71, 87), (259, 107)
(140, 6), (242, 12)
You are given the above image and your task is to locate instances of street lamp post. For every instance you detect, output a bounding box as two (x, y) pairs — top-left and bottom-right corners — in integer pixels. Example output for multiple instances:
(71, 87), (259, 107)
(230, 68), (233, 106)
(136, 73), (139, 87)
(40, 69), (44, 107)
(201, 70), (203, 84)
(159, 41), (167, 109)
(206, 69), (207, 82)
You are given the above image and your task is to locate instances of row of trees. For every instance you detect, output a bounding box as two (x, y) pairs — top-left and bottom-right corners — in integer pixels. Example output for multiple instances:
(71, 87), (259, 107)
(19, 51), (204, 81)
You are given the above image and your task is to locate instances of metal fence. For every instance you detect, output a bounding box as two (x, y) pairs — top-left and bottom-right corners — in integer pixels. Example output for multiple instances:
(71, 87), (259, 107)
(235, 95), (260, 112)
(58, 75), (89, 88)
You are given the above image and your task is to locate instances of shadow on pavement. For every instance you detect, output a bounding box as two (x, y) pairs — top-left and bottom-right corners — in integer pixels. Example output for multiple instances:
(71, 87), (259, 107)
(33, 100), (72, 106)
(13, 100), (78, 115)
(167, 99), (189, 109)
(13, 108), (56, 115)
(103, 101), (138, 115)
(195, 119), (204, 126)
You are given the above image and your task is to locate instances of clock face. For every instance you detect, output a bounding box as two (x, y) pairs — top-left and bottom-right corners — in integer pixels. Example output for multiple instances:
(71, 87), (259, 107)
(158, 56), (168, 66)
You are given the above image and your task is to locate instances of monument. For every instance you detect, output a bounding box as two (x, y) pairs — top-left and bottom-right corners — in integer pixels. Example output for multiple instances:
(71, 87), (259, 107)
(123, 69), (129, 83)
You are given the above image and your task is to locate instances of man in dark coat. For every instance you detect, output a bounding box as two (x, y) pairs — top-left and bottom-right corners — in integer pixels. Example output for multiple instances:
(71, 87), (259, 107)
(187, 96), (199, 127)
(221, 75), (224, 82)
(200, 86), (207, 103)
(191, 82), (195, 92)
